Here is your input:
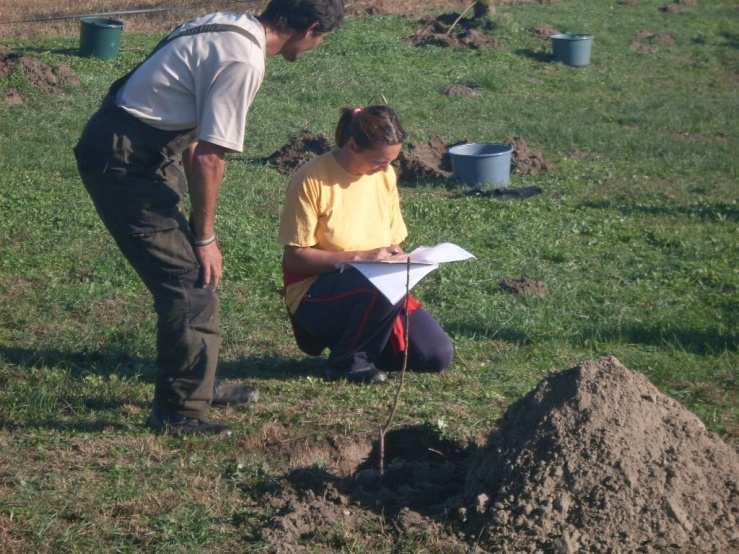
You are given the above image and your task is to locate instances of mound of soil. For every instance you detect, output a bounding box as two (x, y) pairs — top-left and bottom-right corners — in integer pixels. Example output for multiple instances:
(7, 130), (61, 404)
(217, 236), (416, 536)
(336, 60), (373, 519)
(499, 277), (548, 296)
(506, 136), (551, 176)
(660, 0), (697, 13)
(465, 356), (739, 553)
(0, 52), (80, 104)
(409, 10), (499, 49)
(530, 25), (560, 39)
(5, 89), (23, 106)
(441, 83), (481, 97)
(395, 136), (463, 182)
(631, 31), (677, 53)
(263, 129), (332, 175)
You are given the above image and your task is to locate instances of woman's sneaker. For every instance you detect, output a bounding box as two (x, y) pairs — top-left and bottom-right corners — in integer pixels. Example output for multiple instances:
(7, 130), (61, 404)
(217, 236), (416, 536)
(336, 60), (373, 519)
(326, 362), (387, 384)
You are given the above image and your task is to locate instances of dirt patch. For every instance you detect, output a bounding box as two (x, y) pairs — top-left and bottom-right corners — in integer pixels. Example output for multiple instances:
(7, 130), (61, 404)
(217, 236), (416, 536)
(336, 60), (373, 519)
(659, 0), (697, 13)
(441, 83), (481, 97)
(465, 356), (739, 552)
(530, 25), (560, 39)
(260, 425), (470, 553)
(631, 31), (677, 54)
(499, 277), (548, 297)
(4, 89), (24, 106)
(395, 136), (466, 183)
(396, 136), (550, 184)
(408, 9), (499, 50)
(506, 136), (551, 176)
(0, 52), (80, 98)
(263, 129), (332, 175)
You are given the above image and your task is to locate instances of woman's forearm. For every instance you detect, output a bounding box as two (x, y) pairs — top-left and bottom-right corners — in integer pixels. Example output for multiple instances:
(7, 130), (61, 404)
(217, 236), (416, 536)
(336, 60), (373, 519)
(283, 245), (402, 275)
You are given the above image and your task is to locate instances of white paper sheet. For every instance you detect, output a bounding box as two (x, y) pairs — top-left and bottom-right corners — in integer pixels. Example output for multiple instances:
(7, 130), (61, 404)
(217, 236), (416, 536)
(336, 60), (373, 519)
(343, 243), (475, 305)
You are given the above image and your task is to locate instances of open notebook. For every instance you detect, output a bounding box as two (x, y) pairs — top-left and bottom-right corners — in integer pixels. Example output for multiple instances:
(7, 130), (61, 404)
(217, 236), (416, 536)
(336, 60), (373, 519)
(341, 242), (475, 305)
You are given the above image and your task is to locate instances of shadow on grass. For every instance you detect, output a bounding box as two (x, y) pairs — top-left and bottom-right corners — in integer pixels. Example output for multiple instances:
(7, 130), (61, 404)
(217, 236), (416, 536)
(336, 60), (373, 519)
(218, 355), (326, 381)
(10, 46), (81, 57)
(445, 323), (531, 345)
(0, 346), (156, 380)
(1, 418), (131, 433)
(574, 324), (737, 355)
(578, 200), (739, 222)
(0, 346), (330, 382)
(514, 48), (554, 62)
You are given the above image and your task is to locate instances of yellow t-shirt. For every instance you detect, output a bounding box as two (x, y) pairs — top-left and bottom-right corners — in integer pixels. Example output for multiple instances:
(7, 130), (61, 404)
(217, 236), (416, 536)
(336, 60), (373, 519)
(278, 150), (408, 314)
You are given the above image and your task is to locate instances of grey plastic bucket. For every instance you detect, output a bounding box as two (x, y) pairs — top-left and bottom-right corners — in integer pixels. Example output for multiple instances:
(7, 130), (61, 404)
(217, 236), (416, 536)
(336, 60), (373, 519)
(447, 143), (513, 189)
(79, 17), (124, 60)
(551, 33), (593, 67)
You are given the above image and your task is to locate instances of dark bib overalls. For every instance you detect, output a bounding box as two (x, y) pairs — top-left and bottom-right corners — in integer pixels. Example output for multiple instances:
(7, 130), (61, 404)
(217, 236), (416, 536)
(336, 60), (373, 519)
(74, 24), (255, 419)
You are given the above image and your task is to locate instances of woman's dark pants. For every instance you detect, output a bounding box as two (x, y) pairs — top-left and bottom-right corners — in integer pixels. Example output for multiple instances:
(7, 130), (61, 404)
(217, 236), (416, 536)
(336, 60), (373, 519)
(293, 268), (454, 373)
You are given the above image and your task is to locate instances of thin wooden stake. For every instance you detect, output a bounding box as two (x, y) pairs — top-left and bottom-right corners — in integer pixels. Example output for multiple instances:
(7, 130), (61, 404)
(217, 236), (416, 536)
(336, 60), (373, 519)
(379, 256), (411, 476)
(446, 2), (476, 36)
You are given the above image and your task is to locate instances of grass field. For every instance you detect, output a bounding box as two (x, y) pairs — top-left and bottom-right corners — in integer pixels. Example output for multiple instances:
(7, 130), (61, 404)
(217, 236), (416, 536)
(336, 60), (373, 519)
(0, 0), (737, 551)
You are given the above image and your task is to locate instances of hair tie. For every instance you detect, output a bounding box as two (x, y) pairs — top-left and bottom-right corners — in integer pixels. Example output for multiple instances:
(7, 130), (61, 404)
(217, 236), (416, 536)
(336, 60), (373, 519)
(352, 107), (362, 116)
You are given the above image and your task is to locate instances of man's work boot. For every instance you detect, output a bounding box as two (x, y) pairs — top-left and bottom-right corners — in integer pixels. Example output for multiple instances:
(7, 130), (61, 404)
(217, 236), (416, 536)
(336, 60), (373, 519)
(148, 403), (232, 439)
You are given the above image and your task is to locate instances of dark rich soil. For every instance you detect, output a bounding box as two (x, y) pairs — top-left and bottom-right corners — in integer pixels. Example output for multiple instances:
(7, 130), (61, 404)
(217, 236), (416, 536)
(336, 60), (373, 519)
(5, 89), (24, 106)
(408, 9), (500, 50)
(395, 136), (550, 184)
(465, 356), (739, 553)
(0, 52), (80, 103)
(505, 136), (551, 176)
(259, 424), (471, 553)
(441, 83), (481, 97)
(530, 25), (560, 39)
(255, 357), (738, 552)
(395, 136), (465, 183)
(631, 30), (677, 54)
(263, 129), (332, 175)
(659, 0), (697, 13)
(499, 277), (548, 296)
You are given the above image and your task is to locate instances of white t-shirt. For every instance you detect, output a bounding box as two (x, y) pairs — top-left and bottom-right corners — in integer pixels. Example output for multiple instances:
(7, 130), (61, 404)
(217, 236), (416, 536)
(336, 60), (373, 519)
(116, 12), (266, 152)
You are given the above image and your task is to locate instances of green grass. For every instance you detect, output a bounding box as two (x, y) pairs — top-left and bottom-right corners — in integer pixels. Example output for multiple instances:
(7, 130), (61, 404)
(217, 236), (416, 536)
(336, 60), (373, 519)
(1, 0), (737, 550)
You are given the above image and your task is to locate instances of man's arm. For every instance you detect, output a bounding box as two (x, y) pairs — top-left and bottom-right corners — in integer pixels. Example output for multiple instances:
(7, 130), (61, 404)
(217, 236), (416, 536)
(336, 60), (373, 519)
(183, 140), (227, 288)
(283, 245), (404, 275)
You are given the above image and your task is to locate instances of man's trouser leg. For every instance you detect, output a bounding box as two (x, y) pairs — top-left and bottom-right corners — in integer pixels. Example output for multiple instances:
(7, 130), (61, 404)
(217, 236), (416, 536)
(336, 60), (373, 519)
(79, 172), (219, 419)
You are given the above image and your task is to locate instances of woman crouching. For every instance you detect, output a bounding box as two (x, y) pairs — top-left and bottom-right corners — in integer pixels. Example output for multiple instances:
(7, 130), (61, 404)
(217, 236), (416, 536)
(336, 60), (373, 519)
(278, 105), (454, 383)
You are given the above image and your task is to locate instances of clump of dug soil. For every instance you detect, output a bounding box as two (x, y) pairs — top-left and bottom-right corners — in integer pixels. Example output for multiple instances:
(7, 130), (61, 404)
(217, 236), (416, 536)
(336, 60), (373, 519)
(499, 277), (548, 297)
(441, 83), (481, 97)
(395, 136), (463, 182)
(263, 129), (332, 175)
(530, 25), (560, 39)
(0, 52), (80, 104)
(631, 30), (677, 53)
(506, 136), (551, 176)
(659, 0), (697, 13)
(409, 8), (499, 49)
(465, 356), (739, 553)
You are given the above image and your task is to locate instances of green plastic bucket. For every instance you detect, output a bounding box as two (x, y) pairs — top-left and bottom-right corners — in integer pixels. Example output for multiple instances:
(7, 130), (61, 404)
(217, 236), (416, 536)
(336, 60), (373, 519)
(551, 33), (593, 67)
(79, 17), (124, 60)
(447, 143), (514, 190)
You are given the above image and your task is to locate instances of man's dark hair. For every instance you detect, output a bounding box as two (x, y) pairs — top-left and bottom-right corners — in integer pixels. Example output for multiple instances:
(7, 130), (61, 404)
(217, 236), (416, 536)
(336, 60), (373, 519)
(260, 0), (344, 33)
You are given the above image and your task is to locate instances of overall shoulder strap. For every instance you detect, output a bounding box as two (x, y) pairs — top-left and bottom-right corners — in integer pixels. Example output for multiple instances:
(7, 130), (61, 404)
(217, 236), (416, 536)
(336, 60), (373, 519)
(102, 23), (261, 107)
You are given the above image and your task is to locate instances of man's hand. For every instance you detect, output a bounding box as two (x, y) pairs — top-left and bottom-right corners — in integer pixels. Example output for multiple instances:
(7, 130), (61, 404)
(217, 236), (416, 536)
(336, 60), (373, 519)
(195, 241), (222, 289)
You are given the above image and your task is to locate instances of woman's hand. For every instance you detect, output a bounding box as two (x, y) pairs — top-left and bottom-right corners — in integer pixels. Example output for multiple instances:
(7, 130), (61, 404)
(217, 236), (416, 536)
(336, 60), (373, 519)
(356, 245), (403, 261)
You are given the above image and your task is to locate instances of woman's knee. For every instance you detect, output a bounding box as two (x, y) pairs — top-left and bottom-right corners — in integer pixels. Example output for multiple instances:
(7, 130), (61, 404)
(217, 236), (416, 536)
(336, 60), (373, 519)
(412, 335), (454, 372)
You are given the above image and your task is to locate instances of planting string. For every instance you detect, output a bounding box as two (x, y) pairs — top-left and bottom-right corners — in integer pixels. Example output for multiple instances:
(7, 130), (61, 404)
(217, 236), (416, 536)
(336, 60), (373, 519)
(378, 255), (411, 476)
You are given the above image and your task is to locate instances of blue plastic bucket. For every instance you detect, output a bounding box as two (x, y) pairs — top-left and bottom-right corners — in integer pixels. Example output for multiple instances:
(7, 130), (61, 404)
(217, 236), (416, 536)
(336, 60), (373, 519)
(551, 33), (593, 67)
(447, 143), (513, 189)
(79, 17), (124, 60)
